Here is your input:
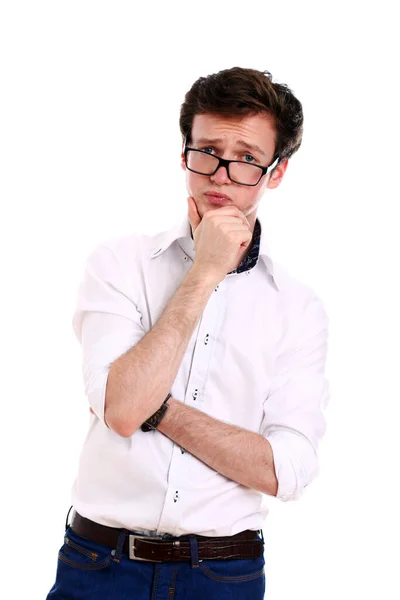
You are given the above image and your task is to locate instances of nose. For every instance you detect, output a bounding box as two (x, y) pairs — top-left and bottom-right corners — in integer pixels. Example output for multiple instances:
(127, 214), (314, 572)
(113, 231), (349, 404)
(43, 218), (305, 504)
(210, 164), (231, 185)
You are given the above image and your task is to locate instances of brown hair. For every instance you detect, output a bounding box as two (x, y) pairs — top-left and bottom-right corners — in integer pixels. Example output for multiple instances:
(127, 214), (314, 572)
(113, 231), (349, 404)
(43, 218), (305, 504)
(179, 66), (303, 173)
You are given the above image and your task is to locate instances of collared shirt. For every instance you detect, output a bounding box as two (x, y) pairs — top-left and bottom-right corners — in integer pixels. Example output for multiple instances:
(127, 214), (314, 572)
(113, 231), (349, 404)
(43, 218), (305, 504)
(70, 210), (330, 537)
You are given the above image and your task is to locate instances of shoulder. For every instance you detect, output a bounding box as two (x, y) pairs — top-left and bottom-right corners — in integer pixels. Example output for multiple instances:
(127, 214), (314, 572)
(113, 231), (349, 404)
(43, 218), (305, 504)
(86, 230), (157, 271)
(93, 224), (170, 259)
(272, 260), (329, 326)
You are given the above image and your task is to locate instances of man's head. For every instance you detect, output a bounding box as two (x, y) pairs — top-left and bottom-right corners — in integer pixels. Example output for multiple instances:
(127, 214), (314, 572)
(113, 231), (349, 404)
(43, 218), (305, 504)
(179, 67), (303, 229)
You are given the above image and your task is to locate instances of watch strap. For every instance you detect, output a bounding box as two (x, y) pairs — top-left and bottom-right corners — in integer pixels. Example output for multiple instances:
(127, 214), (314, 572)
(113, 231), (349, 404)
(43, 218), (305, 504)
(141, 393), (171, 432)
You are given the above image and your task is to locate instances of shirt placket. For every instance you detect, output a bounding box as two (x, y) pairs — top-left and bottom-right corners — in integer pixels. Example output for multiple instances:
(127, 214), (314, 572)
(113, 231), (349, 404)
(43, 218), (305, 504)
(155, 277), (227, 536)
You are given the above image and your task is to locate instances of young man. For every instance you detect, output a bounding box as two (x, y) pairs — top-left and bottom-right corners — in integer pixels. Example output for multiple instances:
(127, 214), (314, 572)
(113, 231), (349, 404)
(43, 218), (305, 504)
(46, 66), (330, 599)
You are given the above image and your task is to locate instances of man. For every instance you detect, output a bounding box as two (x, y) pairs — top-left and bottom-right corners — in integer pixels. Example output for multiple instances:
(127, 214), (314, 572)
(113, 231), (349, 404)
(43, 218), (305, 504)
(47, 66), (330, 599)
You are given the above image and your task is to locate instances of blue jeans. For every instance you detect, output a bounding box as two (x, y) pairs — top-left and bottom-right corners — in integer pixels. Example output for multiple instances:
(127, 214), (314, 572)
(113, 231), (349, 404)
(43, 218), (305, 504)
(46, 525), (266, 599)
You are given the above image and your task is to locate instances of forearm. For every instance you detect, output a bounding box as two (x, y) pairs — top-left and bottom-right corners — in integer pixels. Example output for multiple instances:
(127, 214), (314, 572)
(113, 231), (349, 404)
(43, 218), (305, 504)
(105, 266), (218, 437)
(158, 397), (278, 496)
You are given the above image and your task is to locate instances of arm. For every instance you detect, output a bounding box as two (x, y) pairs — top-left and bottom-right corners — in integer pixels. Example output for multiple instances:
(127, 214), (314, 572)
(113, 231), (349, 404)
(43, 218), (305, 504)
(105, 265), (219, 437)
(158, 397), (278, 496)
(260, 295), (330, 502)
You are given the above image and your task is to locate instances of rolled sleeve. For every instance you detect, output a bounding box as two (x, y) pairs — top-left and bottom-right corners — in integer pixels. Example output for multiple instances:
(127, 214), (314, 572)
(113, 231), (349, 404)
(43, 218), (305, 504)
(260, 295), (330, 502)
(72, 243), (145, 427)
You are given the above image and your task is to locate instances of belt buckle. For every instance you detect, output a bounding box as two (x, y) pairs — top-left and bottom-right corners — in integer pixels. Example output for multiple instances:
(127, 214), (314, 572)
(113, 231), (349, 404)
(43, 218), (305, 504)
(129, 535), (163, 562)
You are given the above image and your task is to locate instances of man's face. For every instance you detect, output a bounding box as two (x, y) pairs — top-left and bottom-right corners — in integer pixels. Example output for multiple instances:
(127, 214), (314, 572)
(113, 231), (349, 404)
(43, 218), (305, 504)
(181, 112), (288, 229)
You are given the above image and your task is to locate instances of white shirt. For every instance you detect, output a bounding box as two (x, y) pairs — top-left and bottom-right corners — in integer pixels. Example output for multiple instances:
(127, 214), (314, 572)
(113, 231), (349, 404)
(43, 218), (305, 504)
(70, 210), (330, 537)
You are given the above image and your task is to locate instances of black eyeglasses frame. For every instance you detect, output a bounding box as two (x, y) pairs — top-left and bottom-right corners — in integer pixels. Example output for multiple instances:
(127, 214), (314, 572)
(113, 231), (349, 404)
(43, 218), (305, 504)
(183, 146), (280, 186)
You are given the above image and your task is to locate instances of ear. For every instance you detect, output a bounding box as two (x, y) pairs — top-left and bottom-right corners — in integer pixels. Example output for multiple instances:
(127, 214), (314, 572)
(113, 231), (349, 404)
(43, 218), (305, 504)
(267, 158), (289, 189)
(180, 146), (186, 171)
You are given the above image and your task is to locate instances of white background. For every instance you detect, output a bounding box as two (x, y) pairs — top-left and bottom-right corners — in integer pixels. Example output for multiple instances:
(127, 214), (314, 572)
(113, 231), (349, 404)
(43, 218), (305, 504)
(1, 1), (399, 598)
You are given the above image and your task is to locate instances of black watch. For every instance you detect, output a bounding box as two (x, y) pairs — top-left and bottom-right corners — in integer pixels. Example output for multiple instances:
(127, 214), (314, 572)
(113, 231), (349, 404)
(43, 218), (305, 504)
(141, 394), (171, 432)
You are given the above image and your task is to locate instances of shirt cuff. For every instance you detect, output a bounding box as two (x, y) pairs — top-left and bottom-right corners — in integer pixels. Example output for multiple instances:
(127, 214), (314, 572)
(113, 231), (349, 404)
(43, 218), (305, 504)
(266, 430), (319, 502)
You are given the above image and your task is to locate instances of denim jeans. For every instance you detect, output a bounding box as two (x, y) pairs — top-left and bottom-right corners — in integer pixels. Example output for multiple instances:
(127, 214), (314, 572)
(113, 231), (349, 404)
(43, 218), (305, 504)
(46, 525), (266, 599)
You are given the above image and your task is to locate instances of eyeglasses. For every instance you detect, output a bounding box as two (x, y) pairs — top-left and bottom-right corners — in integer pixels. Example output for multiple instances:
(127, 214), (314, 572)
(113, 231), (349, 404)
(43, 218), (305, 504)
(184, 146), (280, 186)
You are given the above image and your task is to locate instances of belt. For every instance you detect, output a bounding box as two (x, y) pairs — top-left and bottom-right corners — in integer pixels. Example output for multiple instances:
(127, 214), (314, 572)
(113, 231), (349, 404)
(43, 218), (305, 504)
(70, 511), (263, 563)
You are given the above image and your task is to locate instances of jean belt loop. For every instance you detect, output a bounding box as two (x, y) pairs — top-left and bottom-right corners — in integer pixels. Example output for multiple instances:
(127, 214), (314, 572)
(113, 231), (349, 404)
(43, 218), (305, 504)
(189, 535), (200, 568)
(259, 529), (265, 545)
(65, 505), (73, 532)
(113, 529), (128, 562)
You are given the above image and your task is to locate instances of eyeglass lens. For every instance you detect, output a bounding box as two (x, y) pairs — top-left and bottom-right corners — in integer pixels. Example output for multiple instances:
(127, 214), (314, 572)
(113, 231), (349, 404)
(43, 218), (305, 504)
(186, 150), (262, 185)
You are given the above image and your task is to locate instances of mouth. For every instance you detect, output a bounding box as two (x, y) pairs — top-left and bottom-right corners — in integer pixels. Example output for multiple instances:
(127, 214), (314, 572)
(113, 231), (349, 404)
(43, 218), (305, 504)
(204, 191), (232, 205)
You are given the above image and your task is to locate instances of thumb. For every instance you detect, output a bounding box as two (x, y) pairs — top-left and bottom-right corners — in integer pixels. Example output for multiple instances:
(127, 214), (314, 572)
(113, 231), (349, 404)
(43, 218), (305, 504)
(187, 196), (201, 235)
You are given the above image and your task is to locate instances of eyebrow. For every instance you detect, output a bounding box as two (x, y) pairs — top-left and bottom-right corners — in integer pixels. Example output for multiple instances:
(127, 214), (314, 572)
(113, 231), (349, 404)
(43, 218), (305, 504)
(194, 137), (267, 158)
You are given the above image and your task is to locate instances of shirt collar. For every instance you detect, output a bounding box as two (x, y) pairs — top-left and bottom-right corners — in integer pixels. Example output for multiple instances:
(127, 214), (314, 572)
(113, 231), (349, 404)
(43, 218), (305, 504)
(149, 211), (280, 291)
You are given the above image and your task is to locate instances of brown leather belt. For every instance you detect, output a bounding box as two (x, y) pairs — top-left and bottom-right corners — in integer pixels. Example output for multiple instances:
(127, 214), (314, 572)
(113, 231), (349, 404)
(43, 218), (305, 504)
(70, 511), (263, 563)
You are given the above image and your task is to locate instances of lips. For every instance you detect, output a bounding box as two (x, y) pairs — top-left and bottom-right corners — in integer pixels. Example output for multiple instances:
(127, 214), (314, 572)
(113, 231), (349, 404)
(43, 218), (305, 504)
(204, 191), (232, 205)
(205, 191), (231, 201)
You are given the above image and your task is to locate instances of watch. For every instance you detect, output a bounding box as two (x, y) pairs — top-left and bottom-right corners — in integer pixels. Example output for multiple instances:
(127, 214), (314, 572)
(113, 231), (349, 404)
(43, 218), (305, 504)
(141, 394), (171, 432)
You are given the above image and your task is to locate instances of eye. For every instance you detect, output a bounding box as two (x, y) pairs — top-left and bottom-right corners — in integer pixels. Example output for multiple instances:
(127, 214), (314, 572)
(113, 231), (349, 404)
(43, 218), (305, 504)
(201, 146), (215, 154)
(244, 154), (256, 163)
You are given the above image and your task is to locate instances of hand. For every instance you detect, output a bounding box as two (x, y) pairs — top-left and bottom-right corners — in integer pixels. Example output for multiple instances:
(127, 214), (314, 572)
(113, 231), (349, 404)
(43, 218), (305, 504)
(187, 196), (252, 282)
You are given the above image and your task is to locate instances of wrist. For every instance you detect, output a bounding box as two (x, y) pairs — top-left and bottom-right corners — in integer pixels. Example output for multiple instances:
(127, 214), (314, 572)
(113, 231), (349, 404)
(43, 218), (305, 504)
(141, 393), (171, 432)
(188, 264), (222, 289)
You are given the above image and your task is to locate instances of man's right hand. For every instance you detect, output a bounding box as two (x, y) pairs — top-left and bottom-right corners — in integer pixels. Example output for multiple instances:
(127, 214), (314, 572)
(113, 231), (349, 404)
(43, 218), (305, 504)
(187, 196), (253, 282)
